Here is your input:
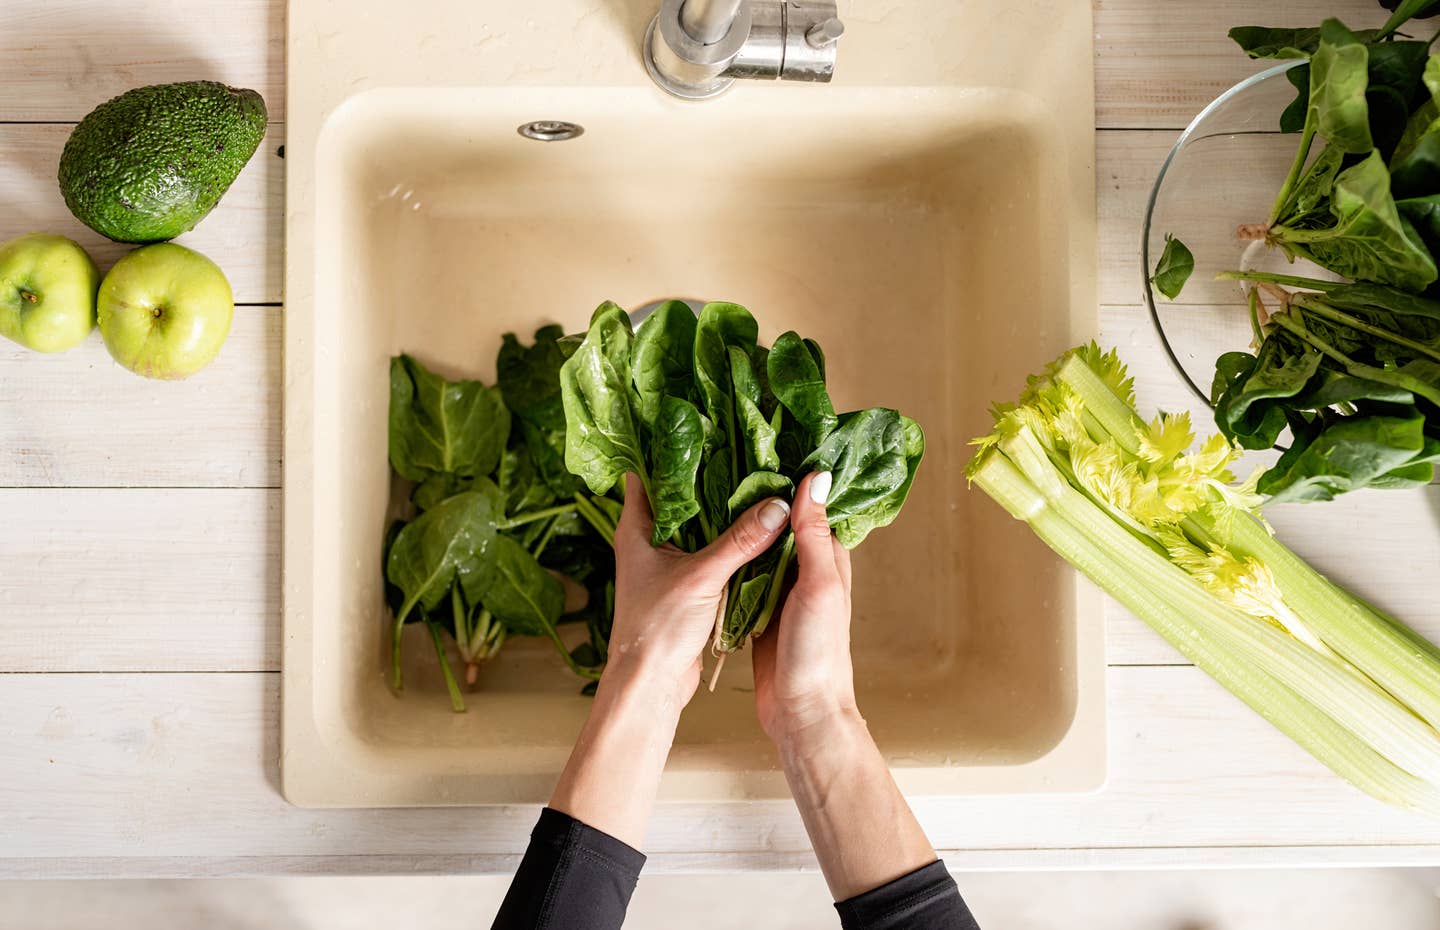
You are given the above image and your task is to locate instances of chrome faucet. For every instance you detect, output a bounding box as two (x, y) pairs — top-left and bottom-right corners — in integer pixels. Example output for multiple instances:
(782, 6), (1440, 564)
(644, 0), (844, 100)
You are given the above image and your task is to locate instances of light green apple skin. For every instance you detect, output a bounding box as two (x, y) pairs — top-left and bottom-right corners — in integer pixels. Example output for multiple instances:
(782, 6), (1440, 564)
(0, 233), (101, 352)
(97, 243), (234, 380)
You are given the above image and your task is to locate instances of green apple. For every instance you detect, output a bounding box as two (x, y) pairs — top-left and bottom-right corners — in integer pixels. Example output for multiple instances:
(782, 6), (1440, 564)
(98, 242), (234, 380)
(0, 233), (100, 352)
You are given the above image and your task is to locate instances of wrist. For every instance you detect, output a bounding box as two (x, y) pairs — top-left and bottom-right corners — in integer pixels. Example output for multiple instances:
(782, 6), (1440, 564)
(768, 700), (867, 757)
(595, 653), (693, 724)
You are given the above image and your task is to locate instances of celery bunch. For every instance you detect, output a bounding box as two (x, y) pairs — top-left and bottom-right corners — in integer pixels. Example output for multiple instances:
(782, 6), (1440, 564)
(968, 344), (1440, 816)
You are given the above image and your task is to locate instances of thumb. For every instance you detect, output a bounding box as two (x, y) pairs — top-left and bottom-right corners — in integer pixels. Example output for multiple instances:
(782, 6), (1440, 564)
(693, 496), (791, 586)
(790, 472), (841, 590)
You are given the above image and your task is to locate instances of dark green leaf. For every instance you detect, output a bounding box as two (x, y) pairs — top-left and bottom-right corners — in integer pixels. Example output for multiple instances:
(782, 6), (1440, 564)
(1150, 234), (1195, 300)
(497, 325), (569, 432)
(388, 355), (510, 482)
(559, 303), (647, 495)
(412, 472), (476, 512)
(768, 331), (839, 445)
(801, 408), (910, 548)
(387, 489), (501, 617)
(721, 572), (773, 652)
(631, 301), (697, 430)
(1379, 0), (1440, 37)
(693, 301), (758, 449)
(1228, 26), (1327, 60)
(1281, 63), (1311, 134)
(648, 396), (705, 545)
(726, 470), (793, 522)
(1260, 411), (1433, 502)
(828, 415), (925, 548)
(1278, 144), (1344, 224)
(1213, 338), (1323, 449)
(522, 420), (581, 497)
(729, 345), (780, 473)
(469, 534), (565, 637)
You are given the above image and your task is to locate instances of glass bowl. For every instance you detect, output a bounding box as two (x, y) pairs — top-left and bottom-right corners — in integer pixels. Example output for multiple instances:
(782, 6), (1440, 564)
(1141, 62), (1341, 405)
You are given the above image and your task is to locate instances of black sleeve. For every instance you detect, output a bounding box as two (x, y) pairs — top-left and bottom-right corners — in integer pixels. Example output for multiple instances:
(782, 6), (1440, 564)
(491, 807), (647, 930)
(835, 860), (980, 930)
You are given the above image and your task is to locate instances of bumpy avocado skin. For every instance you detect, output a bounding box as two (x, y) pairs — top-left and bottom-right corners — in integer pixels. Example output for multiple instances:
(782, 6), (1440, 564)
(58, 81), (267, 243)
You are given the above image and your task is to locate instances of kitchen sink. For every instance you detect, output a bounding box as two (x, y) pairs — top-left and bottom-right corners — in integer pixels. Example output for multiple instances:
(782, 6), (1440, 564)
(282, 3), (1102, 808)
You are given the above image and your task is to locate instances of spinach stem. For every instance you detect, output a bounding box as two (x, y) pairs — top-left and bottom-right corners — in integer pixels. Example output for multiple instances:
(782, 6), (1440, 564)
(573, 495), (616, 546)
(1218, 270), (1343, 292)
(1269, 224), (1341, 244)
(1271, 312), (1440, 406)
(1247, 287), (1264, 348)
(424, 618), (467, 712)
(499, 503), (577, 530)
(752, 534), (796, 641)
(1296, 297), (1440, 363)
(531, 515), (559, 560)
(391, 596), (420, 691)
(1269, 113), (1317, 226)
(451, 585), (471, 660)
(542, 623), (602, 680)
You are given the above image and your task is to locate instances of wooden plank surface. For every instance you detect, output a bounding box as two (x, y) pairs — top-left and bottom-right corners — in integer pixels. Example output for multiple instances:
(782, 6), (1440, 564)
(0, 0), (284, 122)
(0, 489), (277, 672)
(3, 667), (1439, 871)
(1093, 0), (1392, 130)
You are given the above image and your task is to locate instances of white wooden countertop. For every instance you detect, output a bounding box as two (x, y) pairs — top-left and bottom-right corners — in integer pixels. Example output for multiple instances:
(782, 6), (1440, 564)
(3, 0), (1439, 877)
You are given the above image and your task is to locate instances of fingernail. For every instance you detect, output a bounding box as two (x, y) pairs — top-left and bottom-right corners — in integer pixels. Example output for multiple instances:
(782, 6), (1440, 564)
(759, 499), (790, 531)
(809, 471), (832, 505)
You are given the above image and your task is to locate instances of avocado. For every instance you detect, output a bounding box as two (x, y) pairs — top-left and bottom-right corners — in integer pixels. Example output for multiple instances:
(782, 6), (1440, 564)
(58, 81), (267, 243)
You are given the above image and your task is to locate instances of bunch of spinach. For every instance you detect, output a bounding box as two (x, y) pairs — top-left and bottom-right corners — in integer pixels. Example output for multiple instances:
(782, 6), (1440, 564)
(384, 337), (621, 711)
(559, 300), (924, 659)
(1151, 6), (1440, 501)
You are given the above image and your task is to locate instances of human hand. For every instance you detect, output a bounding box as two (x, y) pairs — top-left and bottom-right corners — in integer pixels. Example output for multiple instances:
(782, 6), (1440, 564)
(604, 473), (792, 708)
(752, 471), (859, 748)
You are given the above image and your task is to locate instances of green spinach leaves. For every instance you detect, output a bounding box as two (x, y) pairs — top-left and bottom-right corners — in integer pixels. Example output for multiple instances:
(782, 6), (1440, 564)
(560, 300), (924, 656)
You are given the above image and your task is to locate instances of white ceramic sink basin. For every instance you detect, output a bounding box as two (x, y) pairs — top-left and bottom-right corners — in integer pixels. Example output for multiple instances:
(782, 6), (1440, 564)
(282, 3), (1102, 808)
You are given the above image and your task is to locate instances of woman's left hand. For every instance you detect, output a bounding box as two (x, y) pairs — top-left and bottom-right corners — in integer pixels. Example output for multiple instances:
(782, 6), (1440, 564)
(605, 472), (792, 706)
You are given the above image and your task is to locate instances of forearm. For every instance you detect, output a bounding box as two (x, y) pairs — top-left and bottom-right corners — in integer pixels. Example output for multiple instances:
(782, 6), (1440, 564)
(779, 709), (937, 902)
(549, 659), (688, 849)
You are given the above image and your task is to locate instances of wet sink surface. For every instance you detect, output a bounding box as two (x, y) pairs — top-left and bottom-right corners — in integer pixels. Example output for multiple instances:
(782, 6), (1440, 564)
(283, 83), (1102, 805)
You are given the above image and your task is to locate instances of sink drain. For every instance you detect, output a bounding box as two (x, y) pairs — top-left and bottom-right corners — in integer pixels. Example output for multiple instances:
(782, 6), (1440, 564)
(516, 120), (585, 142)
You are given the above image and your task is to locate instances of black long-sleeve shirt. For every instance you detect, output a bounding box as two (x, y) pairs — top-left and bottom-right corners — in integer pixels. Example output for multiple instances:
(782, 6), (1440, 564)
(492, 808), (980, 930)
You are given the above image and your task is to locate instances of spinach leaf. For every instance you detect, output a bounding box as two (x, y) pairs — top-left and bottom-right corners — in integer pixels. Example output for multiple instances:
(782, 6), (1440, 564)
(1213, 338), (1324, 449)
(385, 489), (501, 688)
(693, 301), (758, 449)
(1291, 368), (1416, 408)
(801, 408), (910, 549)
(413, 472), (476, 512)
(726, 470), (793, 521)
(389, 354), (510, 482)
(1308, 19), (1373, 154)
(467, 534), (565, 637)
(701, 455), (734, 538)
(632, 301), (697, 430)
(1281, 63), (1312, 134)
(721, 572), (774, 652)
(1149, 234), (1195, 300)
(1228, 26), (1384, 60)
(1276, 144), (1344, 224)
(522, 420), (581, 497)
(1365, 41), (1430, 159)
(1379, 0), (1440, 37)
(1259, 410), (1435, 502)
(498, 438), (556, 517)
(729, 345), (780, 473)
(559, 302), (647, 495)
(497, 325), (571, 432)
(1391, 127), (1440, 198)
(828, 415), (925, 548)
(647, 395), (705, 545)
(768, 331), (838, 445)
(1279, 151), (1438, 292)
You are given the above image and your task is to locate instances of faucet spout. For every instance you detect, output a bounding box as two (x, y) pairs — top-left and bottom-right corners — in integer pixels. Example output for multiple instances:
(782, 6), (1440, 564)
(644, 0), (843, 100)
(680, 0), (745, 44)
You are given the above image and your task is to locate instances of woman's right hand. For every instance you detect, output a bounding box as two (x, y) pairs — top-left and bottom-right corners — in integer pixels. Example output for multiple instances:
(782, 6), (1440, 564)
(752, 471), (860, 748)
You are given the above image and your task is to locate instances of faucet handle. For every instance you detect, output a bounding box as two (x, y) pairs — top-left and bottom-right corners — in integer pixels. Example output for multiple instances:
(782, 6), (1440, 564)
(805, 16), (844, 49)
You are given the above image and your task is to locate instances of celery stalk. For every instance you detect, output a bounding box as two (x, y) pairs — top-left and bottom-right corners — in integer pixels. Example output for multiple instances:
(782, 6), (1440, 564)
(972, 451), (1440, 815)
(995, 428), (1440, 786)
